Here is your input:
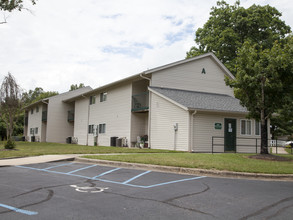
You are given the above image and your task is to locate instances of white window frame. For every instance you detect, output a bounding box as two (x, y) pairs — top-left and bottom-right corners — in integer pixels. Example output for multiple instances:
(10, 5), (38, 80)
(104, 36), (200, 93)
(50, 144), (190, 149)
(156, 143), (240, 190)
(100, 92), (107, 102)
(89, 96), (96, 105)
(255, 121), (261, 136)
(240, 119), (252, 135)
(88, 124), (94, 134)
(31, 109), (34, 114)
(35, 127), (38, 134)
(99, 123), (106, 134)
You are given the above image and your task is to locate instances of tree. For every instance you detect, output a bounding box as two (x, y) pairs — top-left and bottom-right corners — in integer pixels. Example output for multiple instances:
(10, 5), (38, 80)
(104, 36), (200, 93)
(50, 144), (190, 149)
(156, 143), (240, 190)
(0, 73), (22, 148)
(70, 83), (85, 91)
(22, 87), (58, 106)
(0, 0), (36, 12)
(22, 87), (44, 105)
(186, 0), (291, 75)
(225, 36), (293, 154)
(270, 102), (293, 139)
(0, 0), (37, 24)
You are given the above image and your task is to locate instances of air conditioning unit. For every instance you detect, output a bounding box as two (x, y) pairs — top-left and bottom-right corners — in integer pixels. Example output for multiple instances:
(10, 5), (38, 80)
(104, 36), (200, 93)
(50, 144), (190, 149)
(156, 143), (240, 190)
(116, 137), (127, 147)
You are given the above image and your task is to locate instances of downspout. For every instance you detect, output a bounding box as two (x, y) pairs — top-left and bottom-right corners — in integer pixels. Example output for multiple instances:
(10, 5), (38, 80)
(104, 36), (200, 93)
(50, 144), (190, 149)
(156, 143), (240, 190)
(189, 110), (197, 152)
(139, 72), (151, 81)
(82, 94), (90, 146)
(139, 72), (152, 148)
(41, 100), (48, 142)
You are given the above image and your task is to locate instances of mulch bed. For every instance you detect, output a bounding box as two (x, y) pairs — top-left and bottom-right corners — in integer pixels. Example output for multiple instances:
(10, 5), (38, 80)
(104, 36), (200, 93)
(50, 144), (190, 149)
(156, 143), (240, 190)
(248, 154), (292, 162)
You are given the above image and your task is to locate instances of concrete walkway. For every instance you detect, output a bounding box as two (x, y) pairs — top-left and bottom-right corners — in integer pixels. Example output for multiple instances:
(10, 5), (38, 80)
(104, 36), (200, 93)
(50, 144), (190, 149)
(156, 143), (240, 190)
(0, 154), (79, 166)
(271, 147), (288, 154)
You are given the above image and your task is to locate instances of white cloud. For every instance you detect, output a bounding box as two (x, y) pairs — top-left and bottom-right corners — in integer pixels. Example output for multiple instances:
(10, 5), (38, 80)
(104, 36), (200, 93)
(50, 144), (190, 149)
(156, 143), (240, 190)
(0, 0), (292, 93)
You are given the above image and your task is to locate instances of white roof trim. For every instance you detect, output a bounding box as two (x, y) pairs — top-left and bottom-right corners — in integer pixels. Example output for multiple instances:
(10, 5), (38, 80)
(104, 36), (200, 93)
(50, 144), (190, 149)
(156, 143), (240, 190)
(148, 87), (188, 111)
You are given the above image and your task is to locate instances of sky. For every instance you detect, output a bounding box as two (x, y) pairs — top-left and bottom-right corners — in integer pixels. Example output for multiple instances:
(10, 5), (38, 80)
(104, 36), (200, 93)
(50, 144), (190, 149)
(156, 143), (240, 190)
(0, 0), (292, 93)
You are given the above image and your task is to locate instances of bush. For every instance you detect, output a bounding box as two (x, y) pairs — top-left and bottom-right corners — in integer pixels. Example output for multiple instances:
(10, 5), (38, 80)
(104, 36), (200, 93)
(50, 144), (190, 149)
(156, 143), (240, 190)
(4, 139), (15, 149)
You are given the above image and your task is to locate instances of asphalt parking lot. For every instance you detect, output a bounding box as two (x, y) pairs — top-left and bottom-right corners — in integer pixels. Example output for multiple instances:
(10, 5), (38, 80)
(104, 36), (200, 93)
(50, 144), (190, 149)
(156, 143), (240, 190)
(1, 162), (293, 220)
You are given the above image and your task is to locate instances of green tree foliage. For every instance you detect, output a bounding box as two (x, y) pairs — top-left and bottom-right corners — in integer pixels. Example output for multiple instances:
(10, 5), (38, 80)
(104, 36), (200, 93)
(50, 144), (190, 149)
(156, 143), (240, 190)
(0, 73), (22, 149)
(70, 83), (85, 91)
(271, 103), (293, 139)
(22, 87), (58, 106)
(186, 0), (291, 75)
(0, 88), (59, 140)
(0, 0), (36, 12)
(225, 36), (293, 154)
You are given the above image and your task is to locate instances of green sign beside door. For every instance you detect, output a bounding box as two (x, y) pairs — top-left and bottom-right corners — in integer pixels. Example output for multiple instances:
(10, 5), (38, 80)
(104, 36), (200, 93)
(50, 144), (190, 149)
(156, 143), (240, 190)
(215, 123), (222, 129)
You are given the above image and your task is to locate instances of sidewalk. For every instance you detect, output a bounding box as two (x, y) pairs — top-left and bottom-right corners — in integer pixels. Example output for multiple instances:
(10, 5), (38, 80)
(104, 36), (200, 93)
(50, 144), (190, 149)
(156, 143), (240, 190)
(0, 154), (79, 167)
(271, 147), (288, 154)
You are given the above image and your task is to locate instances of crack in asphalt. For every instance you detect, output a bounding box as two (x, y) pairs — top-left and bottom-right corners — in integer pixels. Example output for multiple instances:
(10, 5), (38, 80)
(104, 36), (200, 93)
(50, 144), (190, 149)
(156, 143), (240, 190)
(102, 182), (214, 218)
(164, 182), (210, 203)
(11, 183), (71, 198)
(267, 204), (293, 220)
(240, 196), (293, 220)
(0, 189), (54, 215)
(1, 180), (89, 215)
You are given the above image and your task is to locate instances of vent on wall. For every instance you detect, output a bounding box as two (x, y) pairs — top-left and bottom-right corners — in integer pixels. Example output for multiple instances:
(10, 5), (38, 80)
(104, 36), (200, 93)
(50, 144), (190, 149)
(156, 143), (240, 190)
(201, 68), (206, 74)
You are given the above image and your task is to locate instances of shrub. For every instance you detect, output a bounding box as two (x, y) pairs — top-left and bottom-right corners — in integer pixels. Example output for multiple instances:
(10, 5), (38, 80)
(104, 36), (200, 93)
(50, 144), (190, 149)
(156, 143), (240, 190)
(4, 139), (15, 149)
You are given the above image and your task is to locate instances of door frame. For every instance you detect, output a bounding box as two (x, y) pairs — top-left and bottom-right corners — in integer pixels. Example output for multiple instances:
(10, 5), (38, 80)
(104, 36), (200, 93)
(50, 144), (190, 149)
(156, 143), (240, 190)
(224, 118), (237, 152)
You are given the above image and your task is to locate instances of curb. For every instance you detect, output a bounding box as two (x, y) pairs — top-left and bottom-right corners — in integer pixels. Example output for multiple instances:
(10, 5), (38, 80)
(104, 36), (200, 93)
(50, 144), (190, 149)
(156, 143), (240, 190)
(75, 157), (293, 181)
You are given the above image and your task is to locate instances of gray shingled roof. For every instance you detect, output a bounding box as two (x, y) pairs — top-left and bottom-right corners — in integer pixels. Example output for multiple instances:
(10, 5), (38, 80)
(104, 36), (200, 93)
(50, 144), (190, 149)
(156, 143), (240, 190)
(150, 87), (248, 113)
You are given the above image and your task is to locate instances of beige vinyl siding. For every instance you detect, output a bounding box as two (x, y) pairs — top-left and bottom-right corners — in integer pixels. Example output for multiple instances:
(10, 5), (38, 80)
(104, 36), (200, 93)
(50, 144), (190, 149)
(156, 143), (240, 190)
(150, 92), (189, 151)
(74, 98), (89, 145)
(46, 99), (74, 143)
(151, 56), (234, 96)
(46, 87), (92, 143)
(27, 104), (43, 142)
(87, 82), (132, 146)
(192, 112), (265, 153)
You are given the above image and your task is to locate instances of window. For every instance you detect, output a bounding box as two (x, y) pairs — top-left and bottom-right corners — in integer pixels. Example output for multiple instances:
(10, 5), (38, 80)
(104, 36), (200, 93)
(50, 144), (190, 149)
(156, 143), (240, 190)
(255, 121), (261, 136)
(31, 109), (34, 114)
(88, 124), (94, 134)
(35, 127), (38, 134)
(99, 123), (106, 134)
(30, 128), (34, 135)
(36, 106), (39, 113)
(241, 120), (251, 135)
(89, 96), (96, 105)
(100, 92), (107, 102)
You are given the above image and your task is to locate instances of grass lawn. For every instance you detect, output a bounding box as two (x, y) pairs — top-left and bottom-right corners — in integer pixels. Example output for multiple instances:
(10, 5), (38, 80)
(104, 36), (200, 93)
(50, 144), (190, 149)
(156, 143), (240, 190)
(0, 142), (177, 159)
(84, 153), (293, 174)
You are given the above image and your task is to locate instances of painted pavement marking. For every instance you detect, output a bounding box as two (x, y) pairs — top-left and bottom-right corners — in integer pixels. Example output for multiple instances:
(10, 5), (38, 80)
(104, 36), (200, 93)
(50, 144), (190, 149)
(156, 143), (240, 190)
(70, 185), (109, 193)
(67, 164), (98, 174)
(0, 203), (38, 216)
(92, 167), (121, 178)
(43, 162), (74, 170)
(16, 164), (206, 189)
(122, 170), (152, 184)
